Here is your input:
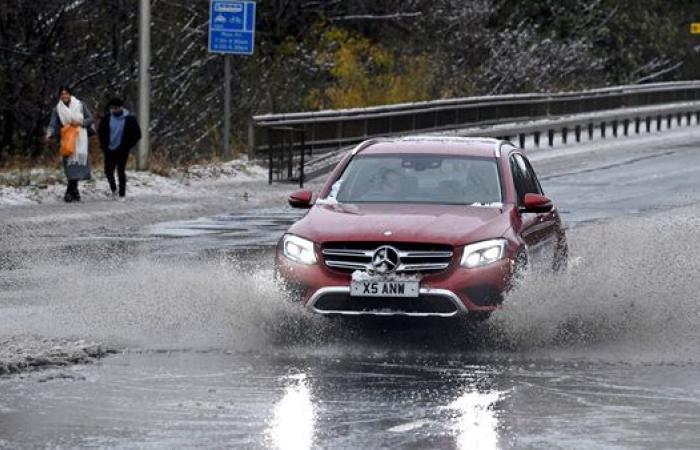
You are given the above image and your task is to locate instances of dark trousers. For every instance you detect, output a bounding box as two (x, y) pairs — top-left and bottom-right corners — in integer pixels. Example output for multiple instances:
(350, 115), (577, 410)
(65, 180), (80, 202)
(104, 148), (129, 197)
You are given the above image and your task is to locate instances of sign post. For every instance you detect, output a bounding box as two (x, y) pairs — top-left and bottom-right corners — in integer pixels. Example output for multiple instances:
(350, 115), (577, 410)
(224, 55), (232, 160)
(208, 0), (256, 160)
(137, 0), (151, 170)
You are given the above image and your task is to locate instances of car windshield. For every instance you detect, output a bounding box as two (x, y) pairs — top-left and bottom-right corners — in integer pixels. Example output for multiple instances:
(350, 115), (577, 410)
(323, 154), (502, 205)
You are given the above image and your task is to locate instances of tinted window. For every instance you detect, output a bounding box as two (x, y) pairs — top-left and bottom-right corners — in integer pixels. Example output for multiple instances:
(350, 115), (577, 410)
(522, 156), (544, 194)
(510, 154), (542, 204)
(324, 154), (503, 205)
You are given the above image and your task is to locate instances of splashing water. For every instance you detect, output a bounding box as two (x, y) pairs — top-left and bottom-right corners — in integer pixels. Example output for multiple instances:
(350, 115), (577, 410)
(491, 209), (700, 363)
(2, 206), (700, 365)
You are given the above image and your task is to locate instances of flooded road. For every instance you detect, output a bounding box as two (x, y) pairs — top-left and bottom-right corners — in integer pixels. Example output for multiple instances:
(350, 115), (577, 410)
(5, 351), (700, 449)
(2, 134), (700, 448)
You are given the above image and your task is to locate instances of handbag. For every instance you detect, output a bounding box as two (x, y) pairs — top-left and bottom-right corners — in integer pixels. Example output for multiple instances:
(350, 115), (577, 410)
(60, 125), (79, 157)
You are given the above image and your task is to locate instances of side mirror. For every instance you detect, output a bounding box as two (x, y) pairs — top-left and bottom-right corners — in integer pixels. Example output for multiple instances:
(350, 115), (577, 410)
(288, 189), (313, 208)
(522, 193), (553, 213)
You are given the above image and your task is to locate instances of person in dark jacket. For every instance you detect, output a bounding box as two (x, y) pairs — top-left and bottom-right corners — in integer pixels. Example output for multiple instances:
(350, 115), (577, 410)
(98, 98), (142, 200)
(46, 86), (95, 203)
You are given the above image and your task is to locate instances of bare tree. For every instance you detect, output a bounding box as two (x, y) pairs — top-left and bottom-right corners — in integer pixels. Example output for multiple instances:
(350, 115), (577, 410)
(0, 0), (693, 165)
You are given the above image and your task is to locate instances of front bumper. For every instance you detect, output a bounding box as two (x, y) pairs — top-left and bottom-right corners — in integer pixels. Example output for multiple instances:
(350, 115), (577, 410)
(276, 251), (514, 317)
(306, 286), (468, 318)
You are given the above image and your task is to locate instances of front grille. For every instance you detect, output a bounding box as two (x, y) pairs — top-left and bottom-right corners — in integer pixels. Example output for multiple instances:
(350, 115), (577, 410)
(322, 242), (453, 274)
(313, 292), (459, 315)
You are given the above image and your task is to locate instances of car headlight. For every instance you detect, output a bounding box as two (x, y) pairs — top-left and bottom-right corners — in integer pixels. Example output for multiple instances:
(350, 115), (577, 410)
(460, 239), (508, 268)
(282, 234), (317, 264)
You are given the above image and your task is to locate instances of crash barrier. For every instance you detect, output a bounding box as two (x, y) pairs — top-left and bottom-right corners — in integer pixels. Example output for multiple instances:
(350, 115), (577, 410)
(251, 81), (700, 183)
(265, 126), (311, 187)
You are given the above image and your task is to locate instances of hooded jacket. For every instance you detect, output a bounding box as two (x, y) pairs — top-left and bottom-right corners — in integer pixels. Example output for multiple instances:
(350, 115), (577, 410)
(98, 111), (142, 153)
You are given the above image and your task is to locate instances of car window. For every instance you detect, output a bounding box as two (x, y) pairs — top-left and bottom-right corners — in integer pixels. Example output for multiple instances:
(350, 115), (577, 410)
(510, 153), (542, 204)
(522, 156), (544, 195)
(323, 154), (503, 205)
(510, 155), (526, 204)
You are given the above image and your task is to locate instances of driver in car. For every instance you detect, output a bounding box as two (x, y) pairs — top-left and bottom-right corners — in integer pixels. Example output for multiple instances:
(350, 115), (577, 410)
(360, 169), (404, 201)
(379, 169), (402, 197)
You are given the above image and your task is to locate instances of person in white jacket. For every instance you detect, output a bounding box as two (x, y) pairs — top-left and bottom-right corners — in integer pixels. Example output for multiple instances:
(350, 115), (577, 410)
(46, 86), (94, 203)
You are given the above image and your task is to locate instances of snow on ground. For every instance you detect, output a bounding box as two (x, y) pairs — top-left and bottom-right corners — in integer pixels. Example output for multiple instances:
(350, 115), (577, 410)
(0, 158), (268, 207)
(0, 335), (118, 376)
(179, 157), (267, 183)
(3, 119), (698, 208)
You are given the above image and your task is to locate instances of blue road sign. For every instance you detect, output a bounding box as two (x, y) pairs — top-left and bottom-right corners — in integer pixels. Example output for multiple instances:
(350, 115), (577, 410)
(208, 1), (256, 55)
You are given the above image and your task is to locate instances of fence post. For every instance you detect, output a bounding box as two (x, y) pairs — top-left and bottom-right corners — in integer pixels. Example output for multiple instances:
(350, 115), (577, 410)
(299, 131), (305, 188)
(278, 132), (285, 181)
(287, 135), (293, 179)
(248, 122), (256, 160)
(337, 121), (342, 149)
(268, 129), (274, 185)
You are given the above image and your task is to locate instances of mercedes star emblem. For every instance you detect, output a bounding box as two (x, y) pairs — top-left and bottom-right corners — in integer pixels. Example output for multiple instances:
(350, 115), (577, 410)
(370, 246), (401, 275)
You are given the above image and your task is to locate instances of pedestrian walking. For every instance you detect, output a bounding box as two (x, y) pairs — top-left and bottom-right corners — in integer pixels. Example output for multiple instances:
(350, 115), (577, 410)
(46, 86), (95, 203)
(98, 98), (141, 201)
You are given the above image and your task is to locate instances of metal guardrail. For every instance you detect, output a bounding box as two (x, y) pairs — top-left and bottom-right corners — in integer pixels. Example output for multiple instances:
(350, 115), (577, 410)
(250, 80), (700, 182)
(266, 126), (310, 187)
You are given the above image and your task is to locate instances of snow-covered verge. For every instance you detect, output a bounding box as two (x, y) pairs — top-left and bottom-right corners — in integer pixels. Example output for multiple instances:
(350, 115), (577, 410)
(175, 157), (267, 183)
(0, 336), (117, 377)
(0, 158), (268, 207)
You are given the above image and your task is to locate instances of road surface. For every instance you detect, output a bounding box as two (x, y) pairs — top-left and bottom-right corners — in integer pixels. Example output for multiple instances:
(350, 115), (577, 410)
(2, 128), (700, 449)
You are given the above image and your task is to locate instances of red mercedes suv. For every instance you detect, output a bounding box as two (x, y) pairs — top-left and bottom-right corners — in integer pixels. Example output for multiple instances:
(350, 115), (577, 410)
(275, 136), (567, 320)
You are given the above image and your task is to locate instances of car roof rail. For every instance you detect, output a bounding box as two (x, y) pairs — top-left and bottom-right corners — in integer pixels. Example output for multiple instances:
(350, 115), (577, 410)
(351, 138), (391, 155)
(495, 140), (518, 158)
(352, 135), (515, 157)
(495, 141), (504, 158)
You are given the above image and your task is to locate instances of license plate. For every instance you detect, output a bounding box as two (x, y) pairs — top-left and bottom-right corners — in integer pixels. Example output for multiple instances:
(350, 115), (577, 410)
(350, 280), (419, 298)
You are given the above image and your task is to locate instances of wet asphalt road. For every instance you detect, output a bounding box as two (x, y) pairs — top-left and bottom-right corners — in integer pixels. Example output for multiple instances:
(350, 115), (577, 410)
(2, 130), (700, 449)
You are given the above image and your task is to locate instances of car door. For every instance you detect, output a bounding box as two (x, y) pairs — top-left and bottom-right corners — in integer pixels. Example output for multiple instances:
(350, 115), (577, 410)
(510, 153), (557, 268)
(521, 155), (560, 257)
